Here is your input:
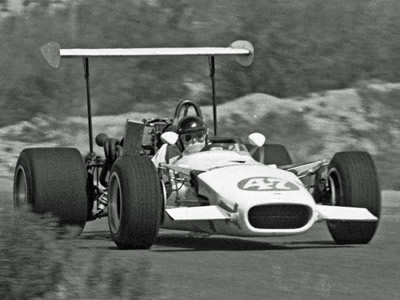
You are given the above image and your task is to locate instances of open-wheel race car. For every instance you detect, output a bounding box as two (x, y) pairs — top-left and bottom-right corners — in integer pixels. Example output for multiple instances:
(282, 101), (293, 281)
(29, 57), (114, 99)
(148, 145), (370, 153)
(13, 41), (381, 249)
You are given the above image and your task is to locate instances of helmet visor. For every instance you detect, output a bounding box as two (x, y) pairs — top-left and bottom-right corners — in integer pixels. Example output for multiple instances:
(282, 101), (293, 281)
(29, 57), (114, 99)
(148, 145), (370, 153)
(181, 131), (207, 143)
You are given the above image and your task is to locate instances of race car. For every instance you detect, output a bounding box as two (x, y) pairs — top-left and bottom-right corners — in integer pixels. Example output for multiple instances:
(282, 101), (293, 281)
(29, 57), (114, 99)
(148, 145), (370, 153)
(13, 41), (381, 249)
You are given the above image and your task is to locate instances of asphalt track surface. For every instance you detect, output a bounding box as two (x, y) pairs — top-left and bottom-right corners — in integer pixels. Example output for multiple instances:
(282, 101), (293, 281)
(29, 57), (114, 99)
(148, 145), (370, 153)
(1, 179), (399, 299)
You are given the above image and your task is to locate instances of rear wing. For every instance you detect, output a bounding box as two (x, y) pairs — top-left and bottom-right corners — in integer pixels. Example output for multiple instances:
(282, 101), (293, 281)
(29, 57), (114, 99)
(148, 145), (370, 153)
(40, 40), (254, 153)
(41, 40), (254, 68)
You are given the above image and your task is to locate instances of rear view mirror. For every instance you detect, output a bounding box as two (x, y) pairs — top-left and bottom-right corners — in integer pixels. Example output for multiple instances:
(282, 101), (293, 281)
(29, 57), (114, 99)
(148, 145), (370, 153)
(161, 132), (179, 145)
(248, 132), (266, 148)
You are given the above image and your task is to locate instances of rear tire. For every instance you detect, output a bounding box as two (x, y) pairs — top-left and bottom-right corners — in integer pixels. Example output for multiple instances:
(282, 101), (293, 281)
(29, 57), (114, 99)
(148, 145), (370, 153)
(327, 151), (381, 244)
(108, 155), (162, 249)
(247, 143), (292, 166)
(13, 148), (88, 233)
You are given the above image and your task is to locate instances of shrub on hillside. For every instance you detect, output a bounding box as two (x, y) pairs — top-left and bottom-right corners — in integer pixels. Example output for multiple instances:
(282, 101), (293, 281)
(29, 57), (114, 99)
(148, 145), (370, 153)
(3, 0), (400, 125)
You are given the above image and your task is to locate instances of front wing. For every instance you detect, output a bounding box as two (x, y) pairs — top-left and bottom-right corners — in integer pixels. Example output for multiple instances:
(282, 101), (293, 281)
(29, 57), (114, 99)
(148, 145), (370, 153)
(163, 204), (377, 237)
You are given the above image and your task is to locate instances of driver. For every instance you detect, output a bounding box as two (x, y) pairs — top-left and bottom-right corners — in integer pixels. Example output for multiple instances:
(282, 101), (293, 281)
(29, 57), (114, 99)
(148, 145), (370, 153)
(152, 115), (208, 166)
(177, 116), (208, 155)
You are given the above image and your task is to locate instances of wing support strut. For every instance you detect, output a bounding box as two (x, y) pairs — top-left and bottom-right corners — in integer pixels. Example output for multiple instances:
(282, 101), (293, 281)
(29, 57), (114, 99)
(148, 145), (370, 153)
(209, 56), (217, 136)
(83, 58), (94, 155)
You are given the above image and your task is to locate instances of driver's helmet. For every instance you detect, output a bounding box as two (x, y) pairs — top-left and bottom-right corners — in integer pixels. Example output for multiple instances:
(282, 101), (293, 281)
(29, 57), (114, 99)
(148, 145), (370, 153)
(177, 116), (207, 153)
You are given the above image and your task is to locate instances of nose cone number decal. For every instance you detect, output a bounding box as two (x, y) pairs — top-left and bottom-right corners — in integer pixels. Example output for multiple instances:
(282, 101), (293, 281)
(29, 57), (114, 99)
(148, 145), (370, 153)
(237, 177), (299, 191)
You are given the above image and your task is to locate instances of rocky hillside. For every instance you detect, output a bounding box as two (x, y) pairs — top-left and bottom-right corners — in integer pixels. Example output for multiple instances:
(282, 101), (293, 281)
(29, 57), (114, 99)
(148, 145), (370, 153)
(1, 82), (400, 189)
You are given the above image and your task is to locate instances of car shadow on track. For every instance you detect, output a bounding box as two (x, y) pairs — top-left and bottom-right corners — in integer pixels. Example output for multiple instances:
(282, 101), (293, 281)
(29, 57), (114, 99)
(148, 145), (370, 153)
(153, 234), (350, 252)
(79, 230), (111, 241)
(77, 230), (352, 252)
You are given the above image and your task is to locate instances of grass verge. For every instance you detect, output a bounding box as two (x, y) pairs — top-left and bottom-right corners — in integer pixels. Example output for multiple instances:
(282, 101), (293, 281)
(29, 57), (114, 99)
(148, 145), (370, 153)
(0, 208), (159, 299)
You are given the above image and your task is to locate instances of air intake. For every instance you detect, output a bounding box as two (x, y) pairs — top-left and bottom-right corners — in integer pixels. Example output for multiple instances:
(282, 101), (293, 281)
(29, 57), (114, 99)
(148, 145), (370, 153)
(248, 204), (310, 229)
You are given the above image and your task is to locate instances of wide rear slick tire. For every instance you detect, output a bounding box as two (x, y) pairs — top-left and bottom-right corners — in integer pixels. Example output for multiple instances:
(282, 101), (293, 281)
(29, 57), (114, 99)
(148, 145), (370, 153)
(13, 148), (88, 233)
(327, 151), (381, 244)
(108, 155), (162, 249)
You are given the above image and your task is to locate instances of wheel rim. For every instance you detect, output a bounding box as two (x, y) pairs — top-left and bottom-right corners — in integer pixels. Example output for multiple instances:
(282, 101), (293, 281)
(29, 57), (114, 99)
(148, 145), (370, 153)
(108, 173), (122, 234)
(327, 168), (342, 228)
(328, 168), (343, 206)
(328, 175), (337, 206)
(14, 165), (28, 208)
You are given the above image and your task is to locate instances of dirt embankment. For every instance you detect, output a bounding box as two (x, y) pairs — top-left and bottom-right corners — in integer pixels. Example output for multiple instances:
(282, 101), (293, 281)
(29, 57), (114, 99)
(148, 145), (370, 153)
(1, 83), (400, 189)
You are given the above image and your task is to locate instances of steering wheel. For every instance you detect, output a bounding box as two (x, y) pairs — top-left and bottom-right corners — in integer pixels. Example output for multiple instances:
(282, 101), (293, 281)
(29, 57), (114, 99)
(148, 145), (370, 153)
(171, 100), (203, 132)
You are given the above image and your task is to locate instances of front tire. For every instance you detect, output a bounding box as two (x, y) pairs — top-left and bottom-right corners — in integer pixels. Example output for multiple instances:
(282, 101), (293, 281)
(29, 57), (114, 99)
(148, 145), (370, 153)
(108, 155), (162, 249)
(13, 148), (88, 233)
(327, 151), (381, 244)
